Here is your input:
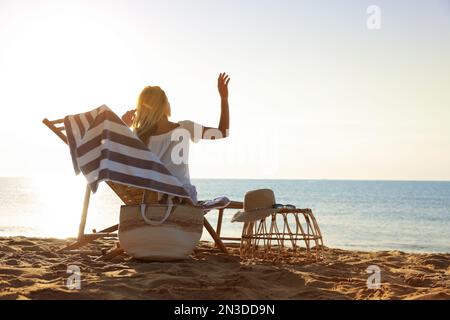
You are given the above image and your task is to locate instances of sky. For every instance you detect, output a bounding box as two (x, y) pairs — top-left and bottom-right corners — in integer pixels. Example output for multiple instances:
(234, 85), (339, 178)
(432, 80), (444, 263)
(0, 0), (449, 180)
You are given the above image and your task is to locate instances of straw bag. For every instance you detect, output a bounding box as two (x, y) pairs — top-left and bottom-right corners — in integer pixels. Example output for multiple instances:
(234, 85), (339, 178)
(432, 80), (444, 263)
(119, 198), (204, 261)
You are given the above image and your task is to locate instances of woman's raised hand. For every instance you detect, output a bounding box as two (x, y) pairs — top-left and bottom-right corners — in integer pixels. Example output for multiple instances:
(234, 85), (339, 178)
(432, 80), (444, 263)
(218, 72), (230, 100)
(121, 109), (135, 127)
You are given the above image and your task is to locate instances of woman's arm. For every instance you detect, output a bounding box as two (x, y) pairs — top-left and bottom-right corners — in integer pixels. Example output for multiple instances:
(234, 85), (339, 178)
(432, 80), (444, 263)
(202, 72), (230, 139)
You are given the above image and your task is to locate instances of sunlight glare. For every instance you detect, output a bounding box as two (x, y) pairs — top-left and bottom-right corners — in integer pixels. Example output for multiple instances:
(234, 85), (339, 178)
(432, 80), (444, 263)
(30, 174), (86, 239)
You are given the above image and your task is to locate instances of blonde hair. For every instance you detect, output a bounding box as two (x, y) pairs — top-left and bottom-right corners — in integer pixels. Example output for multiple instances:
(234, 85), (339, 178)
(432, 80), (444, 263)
(132, 86), (171, 145)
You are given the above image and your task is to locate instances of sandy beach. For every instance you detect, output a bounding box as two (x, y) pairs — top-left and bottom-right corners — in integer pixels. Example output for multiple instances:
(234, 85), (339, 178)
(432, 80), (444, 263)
(0, 236), (448, 300)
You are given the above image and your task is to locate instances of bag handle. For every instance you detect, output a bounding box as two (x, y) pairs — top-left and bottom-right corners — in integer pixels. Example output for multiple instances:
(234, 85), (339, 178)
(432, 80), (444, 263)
(140, 195), (175, 226)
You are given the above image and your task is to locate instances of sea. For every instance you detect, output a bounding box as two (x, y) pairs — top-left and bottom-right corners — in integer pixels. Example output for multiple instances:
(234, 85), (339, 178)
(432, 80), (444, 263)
(0, 177), (449, 253)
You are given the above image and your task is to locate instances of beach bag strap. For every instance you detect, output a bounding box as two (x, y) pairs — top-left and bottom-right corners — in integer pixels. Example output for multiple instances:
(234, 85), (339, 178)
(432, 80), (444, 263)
(140, 194), (175, 226)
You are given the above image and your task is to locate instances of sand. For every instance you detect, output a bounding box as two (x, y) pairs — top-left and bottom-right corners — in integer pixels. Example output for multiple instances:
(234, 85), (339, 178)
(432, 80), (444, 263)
(0, 236), (448, 300)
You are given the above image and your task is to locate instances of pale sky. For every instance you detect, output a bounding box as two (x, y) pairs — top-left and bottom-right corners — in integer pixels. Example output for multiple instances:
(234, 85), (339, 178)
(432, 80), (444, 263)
(0, 0), (449, 180)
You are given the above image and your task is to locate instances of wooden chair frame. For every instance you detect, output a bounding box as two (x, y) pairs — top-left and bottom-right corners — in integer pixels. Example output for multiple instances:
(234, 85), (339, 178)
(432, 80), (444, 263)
(42, 117), (243, 257)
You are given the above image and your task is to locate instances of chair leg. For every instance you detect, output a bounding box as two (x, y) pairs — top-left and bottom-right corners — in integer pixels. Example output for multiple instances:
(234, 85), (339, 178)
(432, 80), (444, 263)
(204, 218), (228, 254)
(97, 224), (119, 233)
(96, 246), (125, 261)
(78, 185), (91, 240)
(58, 236), (97, 253)
(58, 225), (118, 253)
(216, 208), (224, 237)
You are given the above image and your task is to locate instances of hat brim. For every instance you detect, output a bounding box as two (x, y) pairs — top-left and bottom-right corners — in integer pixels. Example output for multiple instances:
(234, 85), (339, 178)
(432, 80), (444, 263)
(231, 208), (280, 223)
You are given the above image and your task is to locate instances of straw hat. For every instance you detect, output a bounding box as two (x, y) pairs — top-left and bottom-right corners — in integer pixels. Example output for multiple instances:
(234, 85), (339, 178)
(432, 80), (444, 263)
(231, 189), (280, 223)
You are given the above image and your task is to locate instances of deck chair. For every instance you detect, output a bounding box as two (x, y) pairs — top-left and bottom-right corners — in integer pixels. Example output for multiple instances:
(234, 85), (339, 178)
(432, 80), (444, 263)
(42, 116), (243, 258)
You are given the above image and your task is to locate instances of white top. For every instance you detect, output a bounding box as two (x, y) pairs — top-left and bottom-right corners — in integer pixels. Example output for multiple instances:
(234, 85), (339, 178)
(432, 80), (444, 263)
(146, 120), (202, 203)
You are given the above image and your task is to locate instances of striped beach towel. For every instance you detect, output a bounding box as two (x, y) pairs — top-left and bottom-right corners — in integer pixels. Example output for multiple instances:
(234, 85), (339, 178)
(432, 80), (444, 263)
(63, 105), (191, 200)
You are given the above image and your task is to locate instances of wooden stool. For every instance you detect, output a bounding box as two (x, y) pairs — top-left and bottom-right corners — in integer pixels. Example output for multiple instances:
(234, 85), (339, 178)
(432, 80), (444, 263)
(240, 208), (324, 262)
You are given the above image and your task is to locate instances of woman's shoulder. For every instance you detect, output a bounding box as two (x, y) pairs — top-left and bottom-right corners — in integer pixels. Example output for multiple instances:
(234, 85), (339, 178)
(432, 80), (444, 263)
(177, 120), (202, 142)
(177, 120), (197, 130)
(178, 120), (194, 126)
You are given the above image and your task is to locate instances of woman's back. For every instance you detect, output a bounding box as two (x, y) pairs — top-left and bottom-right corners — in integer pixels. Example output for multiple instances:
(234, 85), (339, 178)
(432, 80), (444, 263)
(146, 120), (200, 202)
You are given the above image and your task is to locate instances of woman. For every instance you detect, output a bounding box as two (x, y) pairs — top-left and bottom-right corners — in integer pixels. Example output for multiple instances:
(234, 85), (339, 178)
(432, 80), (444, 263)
(121, 73), (230, 204)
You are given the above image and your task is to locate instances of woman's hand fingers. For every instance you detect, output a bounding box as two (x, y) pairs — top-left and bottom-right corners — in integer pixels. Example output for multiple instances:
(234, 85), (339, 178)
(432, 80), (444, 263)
(222, 74), (230, 87)
(218, 72), (230, 99)
(218, 73), (230, 85)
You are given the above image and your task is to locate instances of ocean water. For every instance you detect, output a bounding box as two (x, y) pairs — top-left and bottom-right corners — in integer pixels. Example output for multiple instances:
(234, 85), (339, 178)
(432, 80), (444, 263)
(0, 177), (449, 253)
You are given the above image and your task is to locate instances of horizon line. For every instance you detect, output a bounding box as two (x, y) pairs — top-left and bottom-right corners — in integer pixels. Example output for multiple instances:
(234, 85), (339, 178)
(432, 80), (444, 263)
(1, 175), (450, 183)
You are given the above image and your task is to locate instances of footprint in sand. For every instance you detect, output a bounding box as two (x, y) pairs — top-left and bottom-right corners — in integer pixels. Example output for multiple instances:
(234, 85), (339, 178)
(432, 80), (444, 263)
(0, 267), (24, 276)
(8, 278), (35, 287)
(4, 259), (20, 266)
